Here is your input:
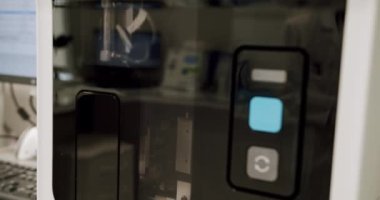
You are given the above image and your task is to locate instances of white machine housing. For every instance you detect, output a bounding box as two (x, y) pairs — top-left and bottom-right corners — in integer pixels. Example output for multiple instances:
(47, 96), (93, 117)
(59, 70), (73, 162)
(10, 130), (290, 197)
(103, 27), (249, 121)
(37, 0), (380, 199)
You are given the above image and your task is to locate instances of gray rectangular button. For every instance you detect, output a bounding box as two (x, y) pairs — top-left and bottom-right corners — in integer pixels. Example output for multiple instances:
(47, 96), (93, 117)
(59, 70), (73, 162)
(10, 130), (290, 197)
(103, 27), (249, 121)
(251, 69), (287, 83)
(247, 146), (279, 182)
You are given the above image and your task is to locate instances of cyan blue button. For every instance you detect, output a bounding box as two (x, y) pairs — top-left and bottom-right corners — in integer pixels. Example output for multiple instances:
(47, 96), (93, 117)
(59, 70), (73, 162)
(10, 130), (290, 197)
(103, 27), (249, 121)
(249, 97), (283, 134)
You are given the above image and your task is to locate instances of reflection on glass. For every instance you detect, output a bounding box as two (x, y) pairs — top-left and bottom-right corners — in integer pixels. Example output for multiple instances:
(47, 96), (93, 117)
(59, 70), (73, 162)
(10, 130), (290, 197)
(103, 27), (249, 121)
(53, 0), (345, 199)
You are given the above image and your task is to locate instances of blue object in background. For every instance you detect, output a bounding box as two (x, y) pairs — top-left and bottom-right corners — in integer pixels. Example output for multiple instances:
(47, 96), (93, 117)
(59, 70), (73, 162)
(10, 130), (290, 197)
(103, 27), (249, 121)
(96, 31), (161, 68)
(249, 96), (283, 134)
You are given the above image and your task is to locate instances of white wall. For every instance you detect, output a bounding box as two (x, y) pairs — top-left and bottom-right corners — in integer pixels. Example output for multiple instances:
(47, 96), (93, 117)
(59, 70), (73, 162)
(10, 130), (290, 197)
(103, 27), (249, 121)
(1, 83), (36, 137)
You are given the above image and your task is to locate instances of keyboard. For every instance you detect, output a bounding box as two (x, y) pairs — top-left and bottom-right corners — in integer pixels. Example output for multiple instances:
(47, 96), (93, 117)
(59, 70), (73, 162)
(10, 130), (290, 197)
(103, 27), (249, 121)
(0, 161), (36, 200)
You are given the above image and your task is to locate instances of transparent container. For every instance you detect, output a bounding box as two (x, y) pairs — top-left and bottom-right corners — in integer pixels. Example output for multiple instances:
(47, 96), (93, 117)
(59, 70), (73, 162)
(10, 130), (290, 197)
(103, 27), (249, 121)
(54, 0), (164, 88)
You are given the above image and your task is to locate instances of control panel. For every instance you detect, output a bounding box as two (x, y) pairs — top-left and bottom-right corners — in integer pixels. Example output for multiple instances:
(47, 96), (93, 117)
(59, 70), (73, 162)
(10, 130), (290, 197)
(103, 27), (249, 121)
(228, 46), (309, 198)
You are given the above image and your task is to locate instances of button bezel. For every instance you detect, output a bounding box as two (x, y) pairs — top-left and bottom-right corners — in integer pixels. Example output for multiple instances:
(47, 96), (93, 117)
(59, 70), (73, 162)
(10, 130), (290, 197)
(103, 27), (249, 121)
(227, 45), (309, 198)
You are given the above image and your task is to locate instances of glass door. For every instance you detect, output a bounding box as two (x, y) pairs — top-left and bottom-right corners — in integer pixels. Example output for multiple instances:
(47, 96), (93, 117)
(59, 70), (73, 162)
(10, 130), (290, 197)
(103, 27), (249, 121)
(52, 0), (346, 199)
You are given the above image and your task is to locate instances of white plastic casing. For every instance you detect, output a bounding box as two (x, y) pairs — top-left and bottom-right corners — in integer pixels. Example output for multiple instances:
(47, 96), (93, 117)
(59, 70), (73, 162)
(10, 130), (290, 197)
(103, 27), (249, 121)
(330, 0), (380, 199)
(37, 0), (54, 199)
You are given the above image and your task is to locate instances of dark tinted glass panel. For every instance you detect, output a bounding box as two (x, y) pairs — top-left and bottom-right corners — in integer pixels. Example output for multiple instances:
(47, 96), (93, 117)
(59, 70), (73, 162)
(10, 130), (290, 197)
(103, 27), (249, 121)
(53, 0), (346, 199)
(76, 91), (120, 200)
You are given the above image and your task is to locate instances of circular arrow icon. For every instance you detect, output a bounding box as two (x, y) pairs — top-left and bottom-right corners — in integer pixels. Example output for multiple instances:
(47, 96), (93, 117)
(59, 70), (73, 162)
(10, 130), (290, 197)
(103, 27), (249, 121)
(254, 155), (271, 173)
